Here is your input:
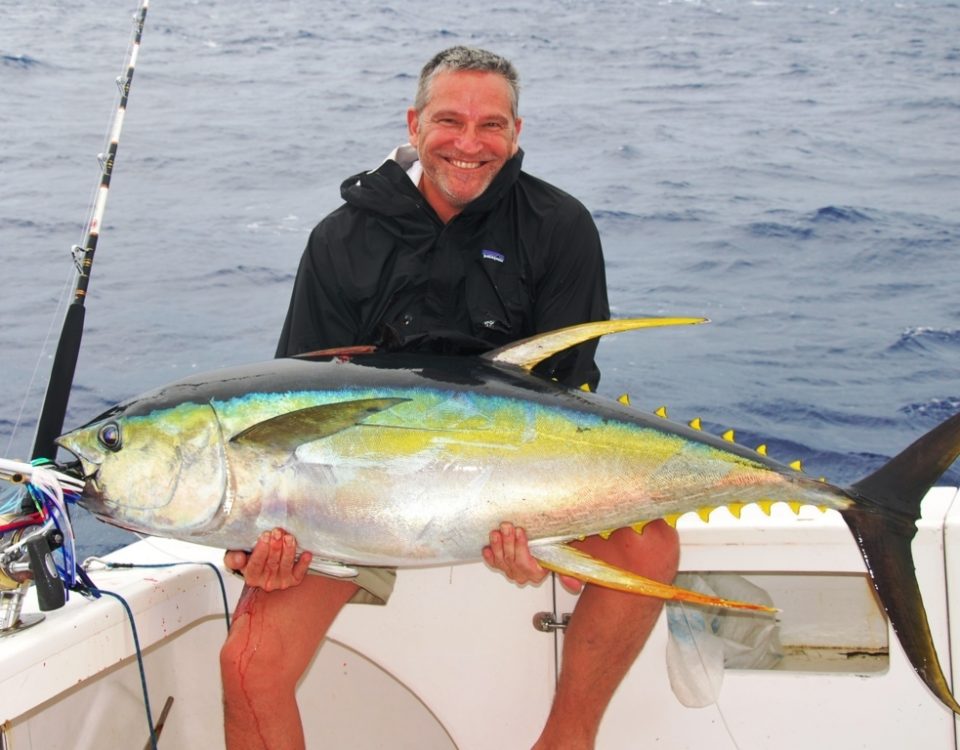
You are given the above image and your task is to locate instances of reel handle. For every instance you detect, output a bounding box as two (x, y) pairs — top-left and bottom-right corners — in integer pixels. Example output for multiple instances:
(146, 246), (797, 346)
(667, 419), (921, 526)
(26, 534), (66, 611)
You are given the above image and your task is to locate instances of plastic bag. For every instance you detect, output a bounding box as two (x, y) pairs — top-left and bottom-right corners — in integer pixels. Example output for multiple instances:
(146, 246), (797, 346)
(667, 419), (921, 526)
(665, 573), (782, 707)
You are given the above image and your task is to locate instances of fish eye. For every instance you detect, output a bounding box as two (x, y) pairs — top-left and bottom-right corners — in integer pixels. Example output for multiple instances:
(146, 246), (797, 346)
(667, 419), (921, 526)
(97, 422), (123, 452)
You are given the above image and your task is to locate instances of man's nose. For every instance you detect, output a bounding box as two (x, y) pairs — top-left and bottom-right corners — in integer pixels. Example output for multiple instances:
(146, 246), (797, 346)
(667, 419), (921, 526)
(454, 124), (484, 153)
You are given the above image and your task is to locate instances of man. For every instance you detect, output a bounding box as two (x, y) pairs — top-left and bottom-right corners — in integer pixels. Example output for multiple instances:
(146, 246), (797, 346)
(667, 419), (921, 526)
(220, 46), (679, 750)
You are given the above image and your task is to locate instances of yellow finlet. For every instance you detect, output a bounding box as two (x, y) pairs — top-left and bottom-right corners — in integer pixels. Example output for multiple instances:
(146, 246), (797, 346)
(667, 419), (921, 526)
(790, 459), (804, 472)
(726, 502), (744, 519)
(598, 530), (613, 540)
(696, 507), (713, 523)
(618, 393), (631, 406)
(579, 383), (592, 392)
(484, 317), (709, 371)
(756, 500), (774, 516)
(631, 521), (649, 534)
(722, 429), (736, 442)
(663, 514), (681, 528)
(655, 405), (668, 418)
(788, 501), (803, 514)
(689, 417), (703, 431)
(756, 444), (768, 456)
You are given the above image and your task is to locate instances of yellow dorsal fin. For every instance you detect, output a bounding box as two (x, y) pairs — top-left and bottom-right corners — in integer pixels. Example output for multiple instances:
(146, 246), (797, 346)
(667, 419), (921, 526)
(722, 429), (736, 442)
(756, 444), (768, 456)
(790, 459), (803, 472)
(618, 393), (631, 406)
(726, 502), (744, 519)
(655, 405), (668, 418)
(484, 317), (708, 371)
(689, 417), (703, 431)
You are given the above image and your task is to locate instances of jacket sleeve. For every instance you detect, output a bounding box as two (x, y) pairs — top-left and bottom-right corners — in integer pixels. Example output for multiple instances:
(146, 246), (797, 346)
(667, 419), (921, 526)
(530, 198), (610, 389)
(275, 220), (362, 358)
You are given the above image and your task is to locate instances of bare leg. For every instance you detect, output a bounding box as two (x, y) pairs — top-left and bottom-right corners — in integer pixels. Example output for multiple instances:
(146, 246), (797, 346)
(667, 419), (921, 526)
(220, 575), (359, 750)
(533, 521), (680, 750)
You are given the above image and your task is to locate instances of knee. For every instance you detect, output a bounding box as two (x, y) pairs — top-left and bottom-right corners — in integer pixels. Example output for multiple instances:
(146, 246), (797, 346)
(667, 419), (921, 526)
(607, 520), (679, 582)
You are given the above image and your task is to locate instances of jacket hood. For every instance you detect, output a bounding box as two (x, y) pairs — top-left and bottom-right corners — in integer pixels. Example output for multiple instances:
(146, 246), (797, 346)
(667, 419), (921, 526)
(340, 145), (525, 219)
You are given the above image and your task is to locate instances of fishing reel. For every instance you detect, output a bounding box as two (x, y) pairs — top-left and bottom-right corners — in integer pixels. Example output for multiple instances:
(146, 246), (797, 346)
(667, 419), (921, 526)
(0, 459), (83, 633)
(0, 509), (66, 631)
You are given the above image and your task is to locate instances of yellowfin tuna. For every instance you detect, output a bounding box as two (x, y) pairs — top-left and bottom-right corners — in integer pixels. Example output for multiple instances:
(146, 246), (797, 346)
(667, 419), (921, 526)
(55, 318), (960, 713)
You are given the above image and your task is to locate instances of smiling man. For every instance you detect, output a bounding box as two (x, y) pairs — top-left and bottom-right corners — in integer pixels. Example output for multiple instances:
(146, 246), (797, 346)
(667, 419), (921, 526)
(220, 46), (679, 750)
(408, 64), (522, 221)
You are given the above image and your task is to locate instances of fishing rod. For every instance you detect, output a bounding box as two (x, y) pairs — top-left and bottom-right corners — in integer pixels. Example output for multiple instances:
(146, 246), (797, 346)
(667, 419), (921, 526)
(0, 1), (150, 616)
(31, 0), (150, 463)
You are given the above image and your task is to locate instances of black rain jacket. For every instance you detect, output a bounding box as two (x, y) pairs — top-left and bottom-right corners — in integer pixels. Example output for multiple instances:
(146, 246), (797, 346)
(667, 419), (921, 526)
(276, 148), (609, 388)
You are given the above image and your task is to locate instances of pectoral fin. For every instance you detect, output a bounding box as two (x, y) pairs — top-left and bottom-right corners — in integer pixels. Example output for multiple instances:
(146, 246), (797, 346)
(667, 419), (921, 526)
(230, 398), (408, 452)
(530, 543), (777, 613)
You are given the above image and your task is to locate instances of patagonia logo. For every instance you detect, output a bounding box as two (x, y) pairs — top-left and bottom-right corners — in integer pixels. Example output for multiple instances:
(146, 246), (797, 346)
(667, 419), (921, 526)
(481, 249), (505, 263)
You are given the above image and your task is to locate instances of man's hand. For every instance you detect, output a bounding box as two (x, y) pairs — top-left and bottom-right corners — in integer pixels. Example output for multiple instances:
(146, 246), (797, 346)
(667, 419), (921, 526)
(223, 528), (313, 592)
(483, 522), (583, 593)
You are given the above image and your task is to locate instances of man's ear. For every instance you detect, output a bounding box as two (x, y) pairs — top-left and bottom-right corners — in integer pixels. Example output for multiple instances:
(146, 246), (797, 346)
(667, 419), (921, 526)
(512, 116), (523, 154)
(407, 107), (421, 147)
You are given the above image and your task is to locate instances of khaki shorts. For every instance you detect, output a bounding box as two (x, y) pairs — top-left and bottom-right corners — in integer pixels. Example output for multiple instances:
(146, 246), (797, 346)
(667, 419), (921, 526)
(307, 564), (396, 606)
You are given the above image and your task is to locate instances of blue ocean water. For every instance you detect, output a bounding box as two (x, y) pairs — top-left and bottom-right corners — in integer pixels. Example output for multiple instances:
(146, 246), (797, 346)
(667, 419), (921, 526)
(2, 0), (958, 557)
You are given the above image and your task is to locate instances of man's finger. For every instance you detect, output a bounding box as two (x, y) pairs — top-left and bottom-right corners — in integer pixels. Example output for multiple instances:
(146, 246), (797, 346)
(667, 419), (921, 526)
(291, 550), (313, 583)
(499, 522), (516, 564)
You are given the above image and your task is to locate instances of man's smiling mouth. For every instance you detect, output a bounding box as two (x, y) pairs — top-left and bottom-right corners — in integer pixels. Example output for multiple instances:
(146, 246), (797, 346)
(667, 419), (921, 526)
(449, 158), (484, 169)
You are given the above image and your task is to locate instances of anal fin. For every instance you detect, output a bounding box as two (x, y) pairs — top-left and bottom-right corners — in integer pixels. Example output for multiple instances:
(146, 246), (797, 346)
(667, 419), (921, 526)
(530, 543), (777, 613)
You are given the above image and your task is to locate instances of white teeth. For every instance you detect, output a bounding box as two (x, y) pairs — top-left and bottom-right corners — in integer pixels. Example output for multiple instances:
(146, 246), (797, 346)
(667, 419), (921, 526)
(451, 159), (482, 169)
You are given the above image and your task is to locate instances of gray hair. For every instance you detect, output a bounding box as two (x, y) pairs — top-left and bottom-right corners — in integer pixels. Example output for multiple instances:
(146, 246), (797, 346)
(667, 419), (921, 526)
(414, 46), (520, 118)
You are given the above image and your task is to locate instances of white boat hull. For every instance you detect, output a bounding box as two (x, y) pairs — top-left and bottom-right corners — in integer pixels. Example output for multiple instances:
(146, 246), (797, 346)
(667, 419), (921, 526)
(2, 488), (959, 749)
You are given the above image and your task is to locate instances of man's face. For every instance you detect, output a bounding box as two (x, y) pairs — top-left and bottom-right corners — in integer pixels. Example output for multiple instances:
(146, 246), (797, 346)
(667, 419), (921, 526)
(407, 70), (522, 223)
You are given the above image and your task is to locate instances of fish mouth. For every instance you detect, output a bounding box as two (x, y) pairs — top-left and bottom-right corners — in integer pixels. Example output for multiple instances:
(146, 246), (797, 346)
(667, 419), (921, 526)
(53, 442), (106, 507)
(54, 442), (101, 482)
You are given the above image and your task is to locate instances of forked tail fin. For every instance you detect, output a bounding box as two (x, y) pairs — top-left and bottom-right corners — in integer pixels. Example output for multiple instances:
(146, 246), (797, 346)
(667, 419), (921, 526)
(841, 411), (960, 714)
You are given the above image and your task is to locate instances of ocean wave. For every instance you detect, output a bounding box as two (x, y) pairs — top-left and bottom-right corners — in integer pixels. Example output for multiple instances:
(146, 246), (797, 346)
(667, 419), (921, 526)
(745, 221), (813, 240)
(190, 264), (294, 288)
(1, 53), (42, 69)
(808, 205), (876, 224)
(597, 208), (713, 227)
(744, 205), (878, 240)
(888, 327), (960, 354)
(744, 399), (898, 432)
(900, 97), (960, 111)
(900, 397), (960, 426)
(592, 209), (644, 227)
